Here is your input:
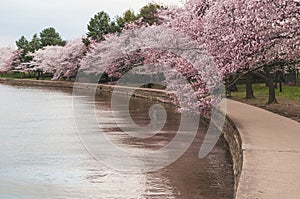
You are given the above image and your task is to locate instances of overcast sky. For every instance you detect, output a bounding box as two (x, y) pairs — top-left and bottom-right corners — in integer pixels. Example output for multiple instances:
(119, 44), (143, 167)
(0, 0), (184, 48)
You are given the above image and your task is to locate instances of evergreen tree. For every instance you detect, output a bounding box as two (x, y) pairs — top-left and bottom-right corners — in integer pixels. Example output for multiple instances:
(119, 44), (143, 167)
(40, 27), (66, 47)
(139, 3), (163, 25)
(15, 36), (31, 62)
(116, 10), (137, 28)
(87, 11), (114, 42)
(29, 34), (42, 52)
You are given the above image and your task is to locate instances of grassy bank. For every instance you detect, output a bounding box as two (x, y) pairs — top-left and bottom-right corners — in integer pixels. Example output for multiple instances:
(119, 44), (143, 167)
(230, 83), (300, 122)
(0, 73), (52, 80)
(230, 83), (300, 104)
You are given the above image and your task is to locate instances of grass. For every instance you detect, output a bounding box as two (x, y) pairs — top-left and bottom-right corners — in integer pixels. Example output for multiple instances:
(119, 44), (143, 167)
(0, 73), (52, 80)
(230, 80), (300, 122)
(230, 83), (300, 104)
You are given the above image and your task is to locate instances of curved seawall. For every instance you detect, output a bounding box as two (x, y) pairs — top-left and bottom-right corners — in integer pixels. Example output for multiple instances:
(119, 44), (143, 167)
(3, 78), (298, 198)
(0, 78), (243, 198)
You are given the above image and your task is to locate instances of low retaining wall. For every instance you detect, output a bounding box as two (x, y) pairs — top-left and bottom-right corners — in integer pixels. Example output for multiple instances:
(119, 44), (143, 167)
(0, 78), (171, 103)
(0, 78), (243, 198)
(226, 99), (300, 198)
(0, 78), (74, 89)
(222, 116), (243, 197)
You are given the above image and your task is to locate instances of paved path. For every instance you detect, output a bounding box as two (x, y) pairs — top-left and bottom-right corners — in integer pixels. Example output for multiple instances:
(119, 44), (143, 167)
(226, 99), (300, 199)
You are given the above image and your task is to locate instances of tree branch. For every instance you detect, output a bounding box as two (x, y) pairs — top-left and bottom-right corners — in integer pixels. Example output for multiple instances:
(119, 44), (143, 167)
(226, 59), (299, 89)
(226, 64), (265, 89)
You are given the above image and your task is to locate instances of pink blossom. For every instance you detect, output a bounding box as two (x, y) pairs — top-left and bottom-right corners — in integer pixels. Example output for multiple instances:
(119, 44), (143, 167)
(202, 0), (300, 74)
(0, 49), (23, 73)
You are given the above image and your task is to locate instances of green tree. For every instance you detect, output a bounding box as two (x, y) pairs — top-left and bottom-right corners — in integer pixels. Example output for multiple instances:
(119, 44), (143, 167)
(16, 36), (30, 53)
(29, 34), (42, 52)
(109, 21), (120, 33)
(87, 11), (116, 42)
(15, 36), (32, 62)
(139, 3), (163, 25)
(116, 10), (137, 28)
(39, 27), (66, 47)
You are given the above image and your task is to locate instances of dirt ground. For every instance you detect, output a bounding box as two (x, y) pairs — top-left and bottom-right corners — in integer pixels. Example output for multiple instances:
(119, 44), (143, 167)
(230, 97), (300, 123)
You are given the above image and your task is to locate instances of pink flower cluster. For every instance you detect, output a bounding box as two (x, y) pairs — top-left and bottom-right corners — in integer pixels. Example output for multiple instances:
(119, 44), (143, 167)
(1, 0), (299, 114)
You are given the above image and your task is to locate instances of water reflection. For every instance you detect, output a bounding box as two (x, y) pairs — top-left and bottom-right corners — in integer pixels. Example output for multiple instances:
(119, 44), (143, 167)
(0, 84), (233, 198)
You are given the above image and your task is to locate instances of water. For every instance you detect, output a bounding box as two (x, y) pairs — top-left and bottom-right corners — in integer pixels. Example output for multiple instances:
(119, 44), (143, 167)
(0, 84), (233, 199)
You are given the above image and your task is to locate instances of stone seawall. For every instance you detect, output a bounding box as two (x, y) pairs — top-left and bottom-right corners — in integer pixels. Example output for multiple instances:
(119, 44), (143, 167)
(222, 116), (243, 197)
(0, 78), (75, 89)
(0, 78), (243, 198)
(226, 99), (300, 198)
(0, 78), (171, 103)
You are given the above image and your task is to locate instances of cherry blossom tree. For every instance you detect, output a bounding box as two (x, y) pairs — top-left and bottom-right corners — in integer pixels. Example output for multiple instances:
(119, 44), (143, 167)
(29, 38), (88, 80)
(80, 25), (223, 114)
(0, 49), (23, 73)
(82, 0), (299, 111)
(51, 38), (88, 80)
(159, 0), (300, 102)
(29, 46), (64, 77)
(4, 0), (298, 111)
(159, 0), (216, 41)
(0, 47), (14, 72)
(79, 0), (231, 114)
(202, 0), (300, 103)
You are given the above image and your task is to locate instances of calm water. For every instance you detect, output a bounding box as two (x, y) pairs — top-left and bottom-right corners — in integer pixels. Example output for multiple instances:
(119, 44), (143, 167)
(0, 84), (233, 199)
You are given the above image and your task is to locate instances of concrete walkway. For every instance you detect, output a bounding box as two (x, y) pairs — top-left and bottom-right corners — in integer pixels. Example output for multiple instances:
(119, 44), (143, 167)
(226, 99), (300, 199)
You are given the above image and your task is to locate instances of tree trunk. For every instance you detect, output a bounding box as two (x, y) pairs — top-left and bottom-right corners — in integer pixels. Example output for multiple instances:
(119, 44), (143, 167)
(264, 66), (278, 104)
(279, 70), (284, 93)
(36, 71), (41, 80)
(245, 73), (254, 99)
(225, 75), (238, 97)
(231, 83), (238, 92)
(279, 81), (283, 93)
